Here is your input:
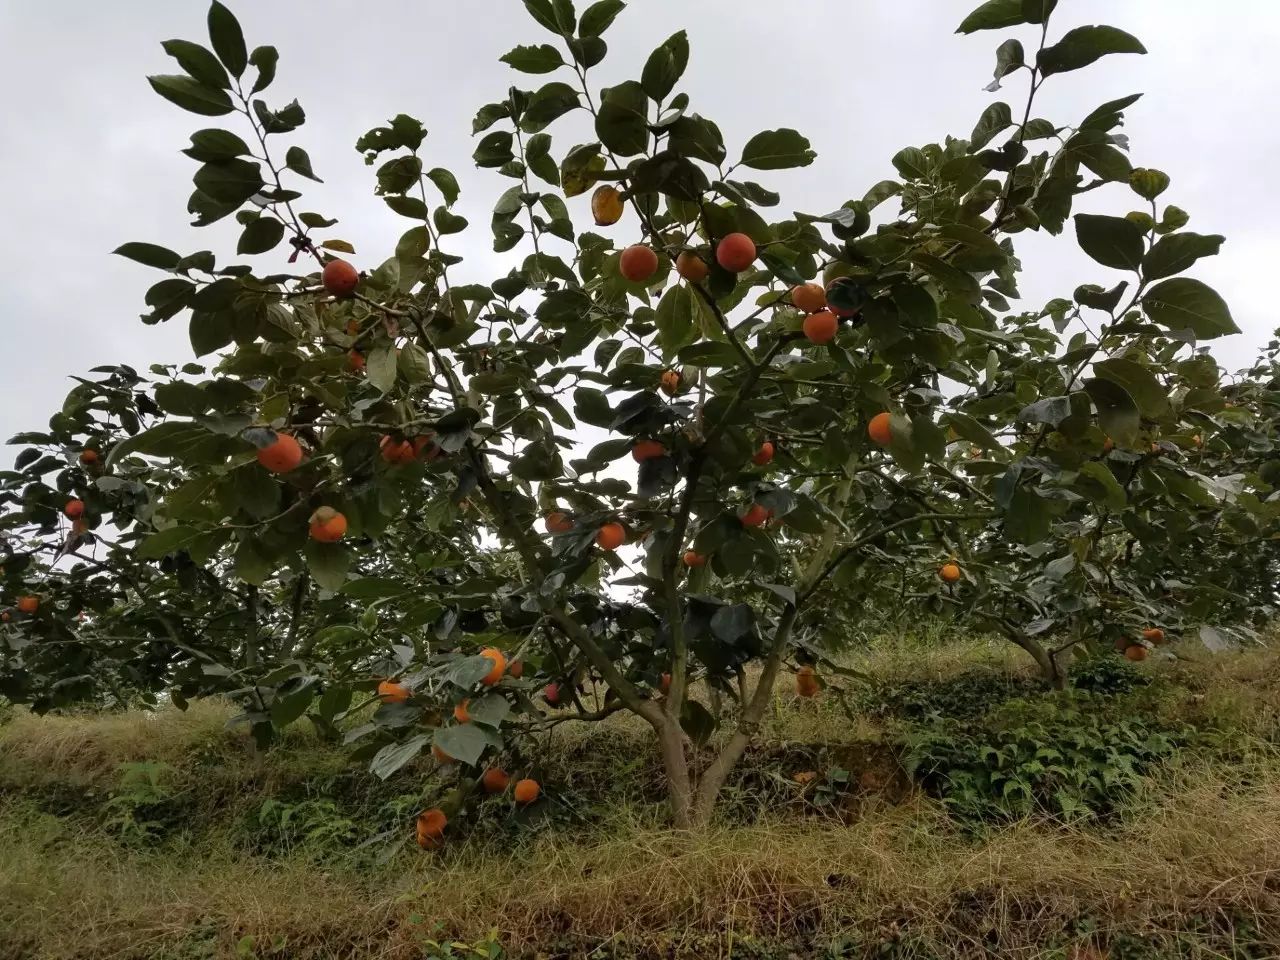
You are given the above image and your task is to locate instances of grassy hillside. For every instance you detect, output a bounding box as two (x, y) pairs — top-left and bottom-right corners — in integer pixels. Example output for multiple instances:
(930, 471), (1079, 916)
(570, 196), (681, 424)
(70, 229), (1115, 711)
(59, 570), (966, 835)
(4, 634), (1280, 959)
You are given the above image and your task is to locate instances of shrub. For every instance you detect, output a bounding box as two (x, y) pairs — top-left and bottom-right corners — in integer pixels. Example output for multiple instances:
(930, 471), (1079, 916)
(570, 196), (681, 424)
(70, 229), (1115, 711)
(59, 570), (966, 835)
(902, 693), (1188, 824)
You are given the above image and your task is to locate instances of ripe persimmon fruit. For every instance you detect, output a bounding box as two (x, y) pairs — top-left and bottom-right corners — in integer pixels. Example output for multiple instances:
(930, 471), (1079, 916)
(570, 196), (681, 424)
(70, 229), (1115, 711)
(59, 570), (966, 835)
(322, 259), (359, 298)
(309, 506), (347, 542)
(543, 682), (561, 705)
(740, 504), (771, 528)
(16, 596), (38, 615)
(479, 648), (507, 686)
(675, 250), (709, 282)
(682, 550), (706, 567)
(591, 185), (625, 226)
(513, 778), (541, 805)
(802, 310), (838, 345)
(64, 499), (85, 520)
(432, 743), (454, 763)
(482, 768), (510, 794)
(632, 439), (666, 463)
(1124, 645), (1148, 662)
(939, 562), (961, 583)
(1142, 627), (1165, 645)
(78, 449), (99, 466)
(544, 511), (574, 534)
(715, 232), (756, 272)
(256, 433), (304, 474)
(348, 349), (366, 372)
(660, 369), (682, 396)
(795, 666), (819, 698)
(416, 808), (447, 848)
(752, 441), (775, 466)
(508, 660), (524, 679)
(453, 699), (471, 723)
(791, 283), (826, 314)
(868, 412), (893, 447)
(380, 435), (416, 465)
(377, 679), (410, 704)
(596, 522), (626, 550)
(619, 244), (659, 283)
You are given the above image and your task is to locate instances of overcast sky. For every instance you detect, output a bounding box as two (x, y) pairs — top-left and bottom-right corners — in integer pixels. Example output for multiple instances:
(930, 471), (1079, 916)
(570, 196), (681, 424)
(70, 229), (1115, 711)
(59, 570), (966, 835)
(2, 1), (1277, 470)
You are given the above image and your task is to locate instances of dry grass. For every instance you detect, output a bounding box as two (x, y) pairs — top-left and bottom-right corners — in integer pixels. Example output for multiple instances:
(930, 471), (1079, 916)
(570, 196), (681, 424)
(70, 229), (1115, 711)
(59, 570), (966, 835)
(5, 642), (1280, 958)
(4, 762), (1280, 959)
(0, 698), (237, 786)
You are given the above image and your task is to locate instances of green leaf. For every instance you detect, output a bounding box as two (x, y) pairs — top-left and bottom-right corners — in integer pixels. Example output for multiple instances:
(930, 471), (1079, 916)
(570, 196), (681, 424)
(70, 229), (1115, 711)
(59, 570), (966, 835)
(270, 686), (314, 730)
(573, 387), (613, 427)
(1004, 488), (1050, 544)
(740, 128), (816, 170)
(384, 195), (430, 219)
(1084, 377), (1140, 446)
(234, 539), (272, 585)
(305, 540), (350, 592)
(1018, 396), (1071, 426)
(343, 577), (409, 599)
(137, 525), (204, 559)
(667, 115), (726, 165)
(641, 31), (689, 101)
(194, 158), (264, 204)
(560, 142), (605, 197)
(1037, 25), (1146, 77)
(892, 147), (931, 181)
(520, 81), (580, 133)
(434, 724), (490, 766)
(161, 39), (230, 88)
(580, 0), (625, 36)
(1141, 232), (1224, 281)
(1076, 461), (1126, 511)
(182, 128), (251, 162)
(398, 342), (433, 385)
(473, 130), (515, 168)
(190, 310), (234, 356)
(956, 0), (1024, 33)
(427, 167), (460, 206)
(206, 1), (247, 77)
(367, 343), (398, 394)
(1073, 214), (1144, 271)
(909, 253), (981, 303)
(236, 217), (284, 254)
(434, 206), (469, 235)
(1091, 357), (1169, 418)
(501, 43), (565, 73)
(465, 694), (511, 729)
(969, 102), (1012, 150)
(522, 0), (561, 32)
(114, 242), (182, 270)
(285, 146), (322, 182)
(988, 38), (1024, 89)
(1143, 278), (1239, 339)
(595, 80), (648, 155)
(678, 342), (743, 368)
(395, 225), (430, 260)
(656, 284), (697, 355)
(1022, 0), (1057, 23)
(370, 734), (429, 780)
(248, 45), (278, 93)
(472, 102), (510, 134)
(680, 701), (718, 749)
(147, 75), (235, 116)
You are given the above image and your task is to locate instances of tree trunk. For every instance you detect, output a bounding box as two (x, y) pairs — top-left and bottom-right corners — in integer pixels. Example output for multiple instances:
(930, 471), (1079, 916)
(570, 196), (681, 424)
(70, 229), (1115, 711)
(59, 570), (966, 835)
(656, 716), (693, 828)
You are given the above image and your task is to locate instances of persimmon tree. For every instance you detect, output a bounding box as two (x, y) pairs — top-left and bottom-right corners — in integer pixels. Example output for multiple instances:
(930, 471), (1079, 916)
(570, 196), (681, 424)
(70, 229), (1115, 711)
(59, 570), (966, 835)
(1, 0), (1273, 830)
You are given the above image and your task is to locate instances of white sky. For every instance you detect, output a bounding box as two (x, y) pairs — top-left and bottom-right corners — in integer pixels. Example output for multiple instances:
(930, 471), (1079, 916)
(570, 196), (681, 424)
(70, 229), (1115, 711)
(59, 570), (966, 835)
(2, 1), (1278, 470)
